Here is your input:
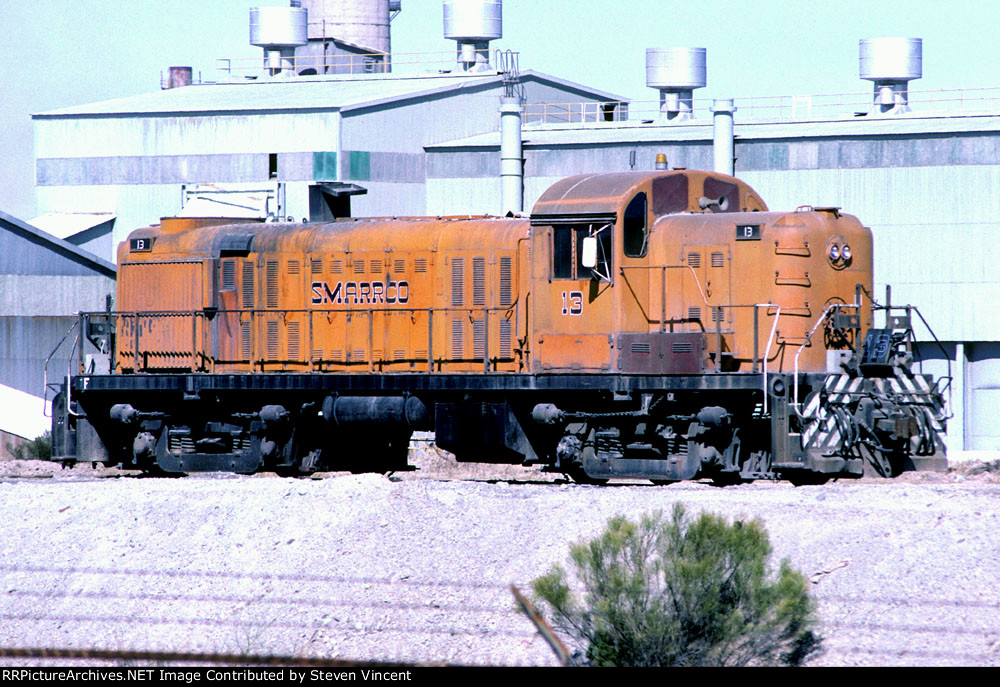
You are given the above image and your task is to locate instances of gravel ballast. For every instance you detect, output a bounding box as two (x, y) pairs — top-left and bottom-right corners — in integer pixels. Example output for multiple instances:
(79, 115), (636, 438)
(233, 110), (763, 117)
(0, 457), (998, 667)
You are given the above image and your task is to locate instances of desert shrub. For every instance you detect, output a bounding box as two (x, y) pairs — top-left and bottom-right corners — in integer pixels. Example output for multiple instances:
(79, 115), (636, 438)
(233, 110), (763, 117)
(531, 504), (821, 667)
(7, 431), (52, 461)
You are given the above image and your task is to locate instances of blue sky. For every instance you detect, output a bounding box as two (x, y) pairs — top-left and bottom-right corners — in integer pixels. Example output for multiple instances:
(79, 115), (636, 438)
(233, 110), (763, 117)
(1, 0), (997, 220)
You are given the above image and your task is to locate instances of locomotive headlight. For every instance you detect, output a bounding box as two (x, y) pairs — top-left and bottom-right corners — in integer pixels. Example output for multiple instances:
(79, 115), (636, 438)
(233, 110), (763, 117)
(829, 244), (840, 261)
(841, 244), (852, 261)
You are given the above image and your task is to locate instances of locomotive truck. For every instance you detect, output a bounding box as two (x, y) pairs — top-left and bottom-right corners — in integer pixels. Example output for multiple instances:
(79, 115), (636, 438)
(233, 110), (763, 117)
(50, 169), (949, 483)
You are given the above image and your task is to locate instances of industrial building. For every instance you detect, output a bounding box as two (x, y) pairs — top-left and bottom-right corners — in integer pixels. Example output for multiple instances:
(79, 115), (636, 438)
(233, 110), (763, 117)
(0, 212), (115, 454)
(17, 1), (1000, 454)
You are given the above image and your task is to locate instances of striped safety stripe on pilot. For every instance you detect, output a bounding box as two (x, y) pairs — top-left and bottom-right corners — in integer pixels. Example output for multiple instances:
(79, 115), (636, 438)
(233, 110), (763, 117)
(800, 370), (947, 453)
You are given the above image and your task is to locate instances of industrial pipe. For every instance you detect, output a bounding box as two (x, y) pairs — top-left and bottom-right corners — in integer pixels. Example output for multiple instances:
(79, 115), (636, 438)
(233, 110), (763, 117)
(500, 96), (523, 215)
(711, 98), (736, 176)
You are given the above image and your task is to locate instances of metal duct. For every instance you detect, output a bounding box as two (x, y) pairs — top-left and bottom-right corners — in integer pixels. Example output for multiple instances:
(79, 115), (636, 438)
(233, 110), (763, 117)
(500, 96), (522, 215)
(711, 99), (736, 176)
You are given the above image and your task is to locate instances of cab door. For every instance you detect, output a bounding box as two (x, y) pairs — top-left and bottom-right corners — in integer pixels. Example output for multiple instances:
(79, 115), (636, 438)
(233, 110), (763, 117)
(531, 221), (616, 372)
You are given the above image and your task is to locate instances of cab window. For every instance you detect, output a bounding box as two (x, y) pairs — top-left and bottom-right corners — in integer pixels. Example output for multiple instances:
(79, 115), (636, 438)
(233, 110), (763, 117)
(552, 224), (612, 280)
(623, 192), (648, 257)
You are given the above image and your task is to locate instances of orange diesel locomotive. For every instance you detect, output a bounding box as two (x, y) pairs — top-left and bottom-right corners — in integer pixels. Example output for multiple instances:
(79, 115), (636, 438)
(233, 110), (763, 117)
(53, 170), (948, 482)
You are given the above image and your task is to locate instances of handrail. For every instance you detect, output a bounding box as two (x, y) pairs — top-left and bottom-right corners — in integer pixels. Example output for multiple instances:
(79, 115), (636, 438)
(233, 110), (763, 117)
(792, 303), (860, 409)
(761, 305), (781, 415)
(42, 319), (81, 419)
(523, 85), (1000, 125)
(99, 304), (521, 375)
(215, 49), (510, 79)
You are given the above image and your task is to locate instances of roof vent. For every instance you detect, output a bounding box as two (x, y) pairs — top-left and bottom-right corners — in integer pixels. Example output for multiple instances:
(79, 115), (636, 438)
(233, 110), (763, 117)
(859, 38), (922, 114)
(443, 0), (502, 72)
(646, 48), (707, 122)
(250, 4), (308, 77)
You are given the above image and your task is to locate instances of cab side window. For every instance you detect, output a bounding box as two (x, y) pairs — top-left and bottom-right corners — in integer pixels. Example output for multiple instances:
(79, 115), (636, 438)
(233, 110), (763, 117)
(623, 192), (648, 257)
(552, 225), (611, 280)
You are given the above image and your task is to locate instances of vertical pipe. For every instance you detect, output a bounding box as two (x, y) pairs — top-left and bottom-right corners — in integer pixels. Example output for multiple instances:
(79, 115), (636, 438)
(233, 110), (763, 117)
(710, 99), (736, 176)
(333, 110), (343, 182)
(500, 96), (523, 215)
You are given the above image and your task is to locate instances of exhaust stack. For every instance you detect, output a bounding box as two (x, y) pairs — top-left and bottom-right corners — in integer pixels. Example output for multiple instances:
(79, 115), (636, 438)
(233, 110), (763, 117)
(860, 38), (922, 114)
(646, 47), (706, 122)
(443, 0), (502, 72)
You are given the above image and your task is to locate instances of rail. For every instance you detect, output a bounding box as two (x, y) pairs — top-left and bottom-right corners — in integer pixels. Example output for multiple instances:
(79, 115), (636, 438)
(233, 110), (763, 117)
(78, 304), (521, 377)
(523, 86), (1000, 124)
(216, 49), (507, 79)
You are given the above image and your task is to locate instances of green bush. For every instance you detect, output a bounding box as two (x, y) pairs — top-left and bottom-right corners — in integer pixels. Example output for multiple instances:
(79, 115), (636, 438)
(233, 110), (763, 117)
(531, 504), (821, 667)
(7, 431), (52, 461)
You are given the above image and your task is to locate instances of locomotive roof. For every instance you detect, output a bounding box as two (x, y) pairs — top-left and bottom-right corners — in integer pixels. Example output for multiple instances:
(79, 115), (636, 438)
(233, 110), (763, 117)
(530, 170), (753, 220)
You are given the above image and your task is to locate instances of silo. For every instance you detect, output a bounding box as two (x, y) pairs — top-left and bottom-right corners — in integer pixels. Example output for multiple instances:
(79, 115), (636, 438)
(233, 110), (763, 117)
(301, 0), (393, 54)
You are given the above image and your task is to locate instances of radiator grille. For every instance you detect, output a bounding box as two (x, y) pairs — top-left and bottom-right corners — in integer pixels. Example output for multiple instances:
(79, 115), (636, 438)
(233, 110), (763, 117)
(687, 252), (701, 268)
(672, 341), (694, 353)
(499, 318), (512, 359)
(499, 257), (512, 306)
(711, 307), (724, 322)
(221, 260), (236, 290)
(711, 252), (725, 268)
(310, 258), (323, 275)
(473, 257), (486, 306)
(370, 259), (382, 274)
(287, 260), (300, 275)
(353, 259), (365, 274)
(414, 258), (428, 273)
(287, 321), (300, 361)
(451, 319), (463, 359)
(242, 261), (254, 309)
(394, 259), (405, 273)
(330, 259), (343, 274)
(266, 261), (278, 308)
(241, 321), (251, 360)
(688, 306), (701, 321)
(266, 320), (279, 360)
(451, 258), (464, 307)
(630, 342), (651, 353)
(473, 318), (485, 359)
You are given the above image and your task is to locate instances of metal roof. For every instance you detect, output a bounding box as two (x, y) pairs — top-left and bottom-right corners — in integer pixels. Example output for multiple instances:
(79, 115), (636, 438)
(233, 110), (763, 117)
(428, 112), (1000, 149)
(29, 213), (115, 241)
(32, 70), (626, 119)
(0, 210), (117, 277)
